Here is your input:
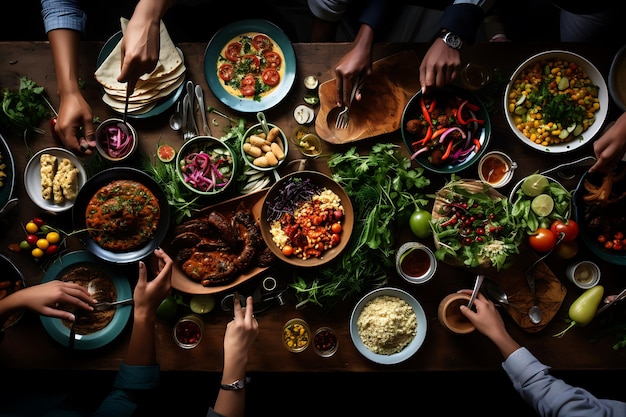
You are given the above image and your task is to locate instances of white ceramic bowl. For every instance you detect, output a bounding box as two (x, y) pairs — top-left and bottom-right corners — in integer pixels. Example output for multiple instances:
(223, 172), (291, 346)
(504, 50), (608, 153)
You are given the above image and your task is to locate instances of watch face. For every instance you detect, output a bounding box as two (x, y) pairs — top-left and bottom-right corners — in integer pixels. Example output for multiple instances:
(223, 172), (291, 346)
(443, 32), (462, 49)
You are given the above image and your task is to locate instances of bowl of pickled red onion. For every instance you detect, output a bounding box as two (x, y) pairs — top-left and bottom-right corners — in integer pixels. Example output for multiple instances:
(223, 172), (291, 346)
(175, 136), (238, 197)
(95, 118), (138, 162)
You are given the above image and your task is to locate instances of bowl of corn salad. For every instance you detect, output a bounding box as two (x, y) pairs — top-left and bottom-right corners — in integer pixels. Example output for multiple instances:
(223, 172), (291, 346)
(504, 50), (608, 153)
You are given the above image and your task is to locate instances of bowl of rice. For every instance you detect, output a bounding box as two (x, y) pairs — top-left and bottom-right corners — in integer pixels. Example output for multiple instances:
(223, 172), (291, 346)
(259, 170), (353, 268)
(349, 287), (427, 365)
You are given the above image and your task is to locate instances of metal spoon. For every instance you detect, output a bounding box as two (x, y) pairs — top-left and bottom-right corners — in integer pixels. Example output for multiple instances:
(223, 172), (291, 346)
(257, 112), (270, 136)
(194, 84), (211, 136)
(480, 278), (524, 312)
(169, 101), (182, 131)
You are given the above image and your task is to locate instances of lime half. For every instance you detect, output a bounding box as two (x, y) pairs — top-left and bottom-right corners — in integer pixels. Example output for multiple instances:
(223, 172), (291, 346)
(531, 194), (554, 217)
(190, 294), (216, 314)
(521, 174), (549, 197)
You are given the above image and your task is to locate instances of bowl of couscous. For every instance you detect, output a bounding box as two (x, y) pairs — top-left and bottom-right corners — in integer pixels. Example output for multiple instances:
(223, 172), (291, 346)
(259, 170), (354, 268)
(504, 50), (608, 154)
(349, 287), (427, 365)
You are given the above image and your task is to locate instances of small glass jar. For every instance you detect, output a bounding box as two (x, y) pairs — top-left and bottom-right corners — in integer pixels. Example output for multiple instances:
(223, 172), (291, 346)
(313, 326), (338, 357)
(282, 318), (310, 353)
(173, 314), (203, 349)
(461, 62), (492, 91)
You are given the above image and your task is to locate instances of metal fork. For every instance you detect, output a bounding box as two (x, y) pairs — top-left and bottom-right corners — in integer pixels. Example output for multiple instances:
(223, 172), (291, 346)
(335, 77), (359, 130)
(93, 298), (134, 311)
(182, 94), (196, 141)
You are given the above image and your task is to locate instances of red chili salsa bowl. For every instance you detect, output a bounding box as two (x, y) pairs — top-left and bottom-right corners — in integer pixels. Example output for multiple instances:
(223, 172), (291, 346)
(401, 85), (491, 174)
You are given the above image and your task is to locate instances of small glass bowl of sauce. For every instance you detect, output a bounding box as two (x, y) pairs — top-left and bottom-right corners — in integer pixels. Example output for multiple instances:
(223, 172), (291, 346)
(313, 326), (338, 357)
(478, 151), (517, 188)
(395, 242), (437, 284)
(173, 314), (203, 349)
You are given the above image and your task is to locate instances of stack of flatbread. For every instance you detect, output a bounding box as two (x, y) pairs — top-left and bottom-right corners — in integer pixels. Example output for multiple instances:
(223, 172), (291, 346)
(94, 18), (186, 115)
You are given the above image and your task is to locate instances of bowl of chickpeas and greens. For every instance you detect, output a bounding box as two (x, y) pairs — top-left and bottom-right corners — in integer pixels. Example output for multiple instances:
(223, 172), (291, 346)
(504, 50), (608, 154)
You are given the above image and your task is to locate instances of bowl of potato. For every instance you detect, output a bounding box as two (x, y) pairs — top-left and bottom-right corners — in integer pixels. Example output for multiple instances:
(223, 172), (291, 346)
(241, 114), (288, 173)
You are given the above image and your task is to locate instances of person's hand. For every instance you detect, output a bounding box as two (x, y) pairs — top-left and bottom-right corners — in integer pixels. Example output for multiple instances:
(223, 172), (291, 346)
(133, 248), (173, 322)
(7, 280), (95, 321)
(53, 91), (96, 155)
(458, 290), (506, 340)
(589, 114), (626, 174)
(419, 39), (462, 95)
(333, 24), (374, 107)
(117, 12), (162, 95)
(223, 294), (258, 369)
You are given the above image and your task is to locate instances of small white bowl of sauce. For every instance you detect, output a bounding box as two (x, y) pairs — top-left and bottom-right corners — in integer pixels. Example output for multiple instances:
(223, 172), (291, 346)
(478, 151), (517, 188)
(395, 242), (437, 284)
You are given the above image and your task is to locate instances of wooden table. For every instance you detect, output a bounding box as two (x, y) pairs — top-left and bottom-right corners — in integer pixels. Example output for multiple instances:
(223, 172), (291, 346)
(1, 40), (625, 374)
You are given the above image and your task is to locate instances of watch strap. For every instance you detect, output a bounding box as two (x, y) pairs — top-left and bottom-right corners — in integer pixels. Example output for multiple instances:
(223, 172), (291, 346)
(220, 377), (251, 391)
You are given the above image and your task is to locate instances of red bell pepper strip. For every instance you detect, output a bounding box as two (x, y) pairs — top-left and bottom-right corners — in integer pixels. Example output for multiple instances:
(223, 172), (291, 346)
(431, 127), (448, 140)
(457, 100), (485, 125)
(473, 138), (481, 152)
(441, 139), (454, 161)
(412, 125), (433, 147)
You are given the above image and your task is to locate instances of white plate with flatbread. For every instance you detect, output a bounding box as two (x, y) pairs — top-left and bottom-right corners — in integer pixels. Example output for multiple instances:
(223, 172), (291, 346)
(24, 147), (88, 213)
(95, 18), (186, 118)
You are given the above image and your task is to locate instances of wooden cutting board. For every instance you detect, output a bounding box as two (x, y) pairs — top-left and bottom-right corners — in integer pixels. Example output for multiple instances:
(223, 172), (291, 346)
(315, 50), (421, 144)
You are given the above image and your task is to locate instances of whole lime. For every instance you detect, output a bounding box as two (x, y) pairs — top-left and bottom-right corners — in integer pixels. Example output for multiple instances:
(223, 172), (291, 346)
(409, 208), (432, 238)
(190, 294), (216, 314)
(156, 295), (178, 319)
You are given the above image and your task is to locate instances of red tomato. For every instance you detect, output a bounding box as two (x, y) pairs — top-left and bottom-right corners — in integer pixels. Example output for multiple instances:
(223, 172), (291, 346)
(239, 75), (256, 97)
(550, 219), (579, 242)
(26, 234), (38, 246)
(252, 34), (272, 52)
(282, 245), (293, 257)
(529, 228), (557, 252)
(264, 51), (282, 68)
(240, 54), (261, 72)
(225, 42), (242, 62)
(32, 217), (45, 227)
(218, 63), (234, 81)
(330, 223), (342, 234)
(45, 245), (58, 256)
(262, 68), (280, 86)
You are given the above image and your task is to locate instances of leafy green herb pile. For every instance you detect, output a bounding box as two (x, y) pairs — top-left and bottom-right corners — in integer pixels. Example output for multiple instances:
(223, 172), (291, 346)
(431, 177), (524, 271)
(290, 143), (430, 309)
(510, 177), (571, 233)
(1, 76), (51, 136)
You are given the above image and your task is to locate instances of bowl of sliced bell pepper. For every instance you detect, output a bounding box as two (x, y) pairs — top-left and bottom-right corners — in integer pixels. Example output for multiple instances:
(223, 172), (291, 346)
(401, 85), (491, 174)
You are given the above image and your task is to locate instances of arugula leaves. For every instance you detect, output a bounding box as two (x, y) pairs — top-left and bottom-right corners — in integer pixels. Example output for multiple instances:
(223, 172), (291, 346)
(1, 76), (51, 136)
(289, 143), (430, 309)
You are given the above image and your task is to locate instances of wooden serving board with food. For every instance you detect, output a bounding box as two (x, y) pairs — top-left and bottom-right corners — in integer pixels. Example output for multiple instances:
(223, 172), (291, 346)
(315, 50), (421, 144)
(168, 189), (273, 295)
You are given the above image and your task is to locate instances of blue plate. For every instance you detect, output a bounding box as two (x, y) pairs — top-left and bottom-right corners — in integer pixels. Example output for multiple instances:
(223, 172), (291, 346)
(401, 85), (491, 174)
(350, 287), (427, 365)
(96, 31), (185, 119)
(204, 19), (296, 113)
(0, 132), (15, 212)
(71, 167), (170, 264)
(40, 251), (132, 350)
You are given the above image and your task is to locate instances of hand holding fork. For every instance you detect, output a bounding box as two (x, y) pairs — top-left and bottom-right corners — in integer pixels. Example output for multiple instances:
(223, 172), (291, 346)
(335, 77), (360, 130)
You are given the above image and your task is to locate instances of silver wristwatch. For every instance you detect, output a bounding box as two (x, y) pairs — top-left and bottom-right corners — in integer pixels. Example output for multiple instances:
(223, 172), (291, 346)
(440, 31), (463, 50)
(220, 377), (251, 391)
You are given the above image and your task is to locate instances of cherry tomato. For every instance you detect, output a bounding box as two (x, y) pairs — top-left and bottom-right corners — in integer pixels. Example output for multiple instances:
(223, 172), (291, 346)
(46, 245), (58, 256)
(252, 34), (272, 52)
(36, 238), (50, 250)
(282, 245), (293, 257)
(330, 223), (342, 234)
(409, 208), (432, 238)
(31, 248), (44, 258)
(262, 68), (280, 86)
(19, 240), (31, 251)
(264, 51), (282, 68)
(240, 54), (261, 72)
(239, 75), (256, 97)
(32, 217), (45, 227)
(550, 219), (579, 242)
(218, 63), (234, 81)
(25, 221), (38, 234)
(225, 42), (242, 62)
(26, 234), (38, 246)
(529, 228), (557, 252)
(46, 231), (61, 244)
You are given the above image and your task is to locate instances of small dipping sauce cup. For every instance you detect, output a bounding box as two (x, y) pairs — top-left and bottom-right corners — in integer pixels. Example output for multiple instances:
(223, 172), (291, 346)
(313, 326), (338, 357)
(438, 293), (475, 334)
(478, 151), (517, 188)
(173, 314), (203, 349)
(395, 242), (437, 284)
(95, 118), (138, 162)
(566, 260), (601, 289)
